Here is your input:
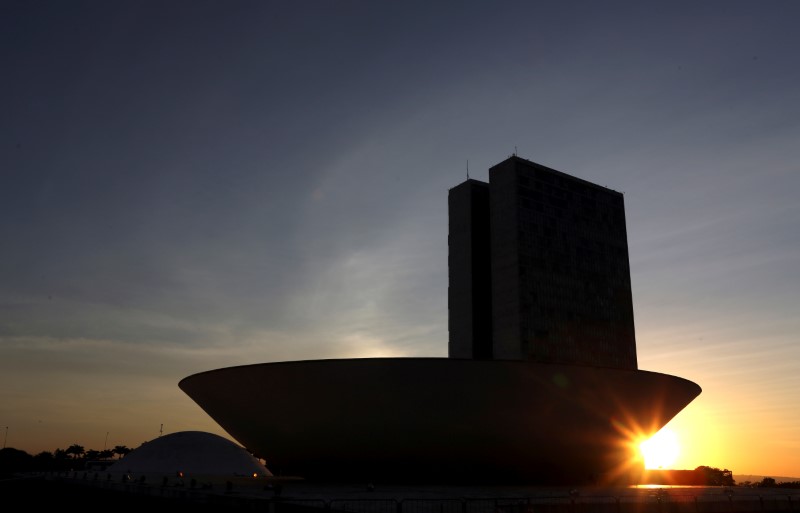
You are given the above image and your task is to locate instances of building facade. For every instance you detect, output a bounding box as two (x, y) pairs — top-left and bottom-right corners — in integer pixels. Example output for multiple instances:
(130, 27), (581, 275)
(447, 179), (492, 360)
(448, 156), (638, 369)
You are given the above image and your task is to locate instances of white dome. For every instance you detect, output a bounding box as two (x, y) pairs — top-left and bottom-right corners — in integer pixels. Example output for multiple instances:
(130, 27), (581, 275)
(107, 431), (271, 477)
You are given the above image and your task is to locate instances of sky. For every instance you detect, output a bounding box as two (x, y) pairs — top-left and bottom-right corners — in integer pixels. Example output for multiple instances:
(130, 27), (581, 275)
(1, 1), (799, 478)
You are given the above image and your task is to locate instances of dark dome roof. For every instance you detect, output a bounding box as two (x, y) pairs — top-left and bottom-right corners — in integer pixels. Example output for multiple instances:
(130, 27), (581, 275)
(107, 431), (270, 476)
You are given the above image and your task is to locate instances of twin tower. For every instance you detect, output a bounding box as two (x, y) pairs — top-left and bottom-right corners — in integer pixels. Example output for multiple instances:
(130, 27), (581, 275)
(448, 156), (638, 369)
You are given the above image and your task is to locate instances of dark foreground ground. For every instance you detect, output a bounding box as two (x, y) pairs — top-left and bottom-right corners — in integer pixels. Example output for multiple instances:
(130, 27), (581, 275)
(2, 474), (800, 513)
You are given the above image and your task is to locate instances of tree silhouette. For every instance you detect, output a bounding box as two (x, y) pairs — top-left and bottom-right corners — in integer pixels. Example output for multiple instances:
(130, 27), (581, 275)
(759, 477), (777, 487)
(98, 449), (113, 460)
(695, 466), (735, 486)
(32, 451), (55, 471)
(0, 448), (34, 474)
(33, 451), (53, 463)
(112, 445), (131, 459)
(85, 449), (100, 460)
(65, 444), (85, 459)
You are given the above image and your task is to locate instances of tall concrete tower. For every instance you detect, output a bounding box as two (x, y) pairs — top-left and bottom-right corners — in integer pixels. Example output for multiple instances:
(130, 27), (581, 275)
(448, 156), (637, 369)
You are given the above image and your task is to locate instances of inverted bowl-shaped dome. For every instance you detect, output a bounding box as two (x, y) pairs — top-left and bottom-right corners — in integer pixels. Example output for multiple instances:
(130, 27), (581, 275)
(107, 431), (270, 477)
(180, 358), (700, 484)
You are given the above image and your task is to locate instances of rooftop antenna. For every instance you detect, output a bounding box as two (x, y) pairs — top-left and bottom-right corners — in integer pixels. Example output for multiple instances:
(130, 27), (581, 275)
(466, 159), (470, 180)
(514, 146), (518, 156)
(159, 423), (163, 437)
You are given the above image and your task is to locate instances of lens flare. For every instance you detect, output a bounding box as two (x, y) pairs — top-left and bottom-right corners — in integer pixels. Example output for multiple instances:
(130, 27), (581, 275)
(640, 428), (680, 469)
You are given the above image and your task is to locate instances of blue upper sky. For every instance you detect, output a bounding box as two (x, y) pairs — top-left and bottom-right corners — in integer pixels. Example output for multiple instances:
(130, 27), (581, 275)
(1, 1), (799, 476)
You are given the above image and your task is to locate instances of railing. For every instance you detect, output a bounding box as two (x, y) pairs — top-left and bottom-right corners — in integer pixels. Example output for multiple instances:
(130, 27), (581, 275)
(275, 495), (800, 513)
(31, 473), (800, 513)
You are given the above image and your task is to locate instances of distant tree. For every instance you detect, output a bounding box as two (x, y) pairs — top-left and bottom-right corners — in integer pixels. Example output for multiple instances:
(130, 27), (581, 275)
(0, 448), (34, 474)
(112, 445), (131, 459)
(98, 449), (114, 460)
(33, 451), (54, 461)
(695, 466), (735, 486)
(46, 449), (73, 471)
(32, 451), (54, 470)
(85, 449), (100, 460)
(759, 477), (777, 488)
(65, 444), (85, 459)
(777, 481), (800, 489)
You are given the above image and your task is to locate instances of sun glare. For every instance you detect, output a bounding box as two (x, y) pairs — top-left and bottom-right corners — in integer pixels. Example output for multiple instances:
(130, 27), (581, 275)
(640, 428), (680, 469)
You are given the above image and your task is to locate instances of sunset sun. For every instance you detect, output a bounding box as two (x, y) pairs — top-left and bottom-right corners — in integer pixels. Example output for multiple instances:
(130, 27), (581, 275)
(640, 428), (680, 469)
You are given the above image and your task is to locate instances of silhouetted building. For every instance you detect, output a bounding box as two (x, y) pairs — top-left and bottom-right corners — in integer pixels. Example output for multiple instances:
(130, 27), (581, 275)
(448, 179), (493, 359)
(449, 156), (638, 369)
(181, 155), (702, 486)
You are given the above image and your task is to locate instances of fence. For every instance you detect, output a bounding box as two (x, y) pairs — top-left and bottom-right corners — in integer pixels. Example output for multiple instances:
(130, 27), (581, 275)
(270, 495), (799, 513)
(30, 474), (800, 513)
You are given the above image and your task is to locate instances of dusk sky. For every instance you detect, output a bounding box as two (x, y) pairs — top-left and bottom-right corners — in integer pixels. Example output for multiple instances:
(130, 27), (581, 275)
(2, 1), (799, 478)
